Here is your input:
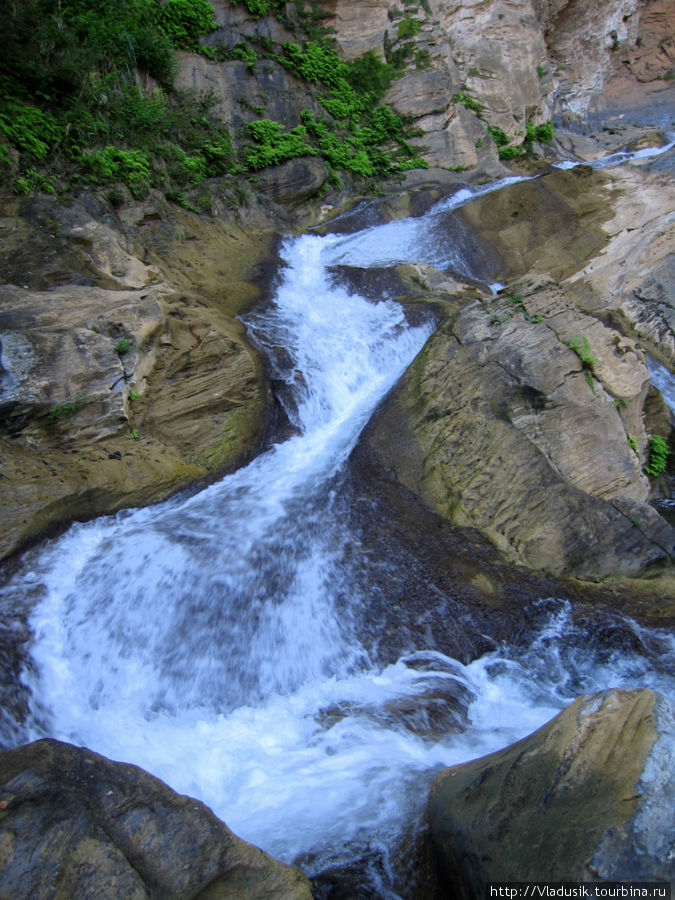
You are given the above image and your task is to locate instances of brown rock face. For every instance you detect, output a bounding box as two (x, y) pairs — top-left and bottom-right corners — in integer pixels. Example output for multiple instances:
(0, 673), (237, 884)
(0, 192), (273, 561)
(357, 162), (675, 580)
(0, 739), (313, 899)
(359, 279), (674, 577)
(428, 689), (675, 894)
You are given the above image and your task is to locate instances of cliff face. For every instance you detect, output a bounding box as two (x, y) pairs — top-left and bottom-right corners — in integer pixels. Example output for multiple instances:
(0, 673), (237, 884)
(316, 0), (671, 166)
(175, 0), (672, 175)
(0, 191), (278, 560)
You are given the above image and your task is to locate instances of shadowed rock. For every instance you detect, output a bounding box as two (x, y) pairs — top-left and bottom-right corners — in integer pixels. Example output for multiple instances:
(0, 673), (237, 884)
(428, 689), (675, 895)
(0, 739), (313, 899)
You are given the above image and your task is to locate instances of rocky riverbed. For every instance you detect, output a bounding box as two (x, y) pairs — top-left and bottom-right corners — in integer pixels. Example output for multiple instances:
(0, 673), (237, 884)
(1, 0), (674, 896)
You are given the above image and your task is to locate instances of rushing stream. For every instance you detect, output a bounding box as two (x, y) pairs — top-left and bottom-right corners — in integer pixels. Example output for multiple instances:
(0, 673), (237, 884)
(1, 154), (674, 896)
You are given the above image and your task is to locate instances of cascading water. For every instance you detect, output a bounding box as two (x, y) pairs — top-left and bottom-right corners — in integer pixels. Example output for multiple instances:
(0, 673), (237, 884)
(1, 154), (674, 897)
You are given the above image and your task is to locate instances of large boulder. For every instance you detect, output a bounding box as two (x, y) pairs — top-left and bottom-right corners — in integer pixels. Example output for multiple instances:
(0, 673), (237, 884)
(0, 192), (274, 561)
(358, 275), (675, 578)
(428, 689), (675, 895)
(0, 739), (313, 899)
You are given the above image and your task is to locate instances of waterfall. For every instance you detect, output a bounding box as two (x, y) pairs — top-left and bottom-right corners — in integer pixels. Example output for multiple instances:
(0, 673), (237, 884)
(2, 154), (674, 896)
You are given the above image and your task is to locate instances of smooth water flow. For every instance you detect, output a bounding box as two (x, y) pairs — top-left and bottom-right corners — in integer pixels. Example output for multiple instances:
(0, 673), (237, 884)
(2, 155), (674, 895)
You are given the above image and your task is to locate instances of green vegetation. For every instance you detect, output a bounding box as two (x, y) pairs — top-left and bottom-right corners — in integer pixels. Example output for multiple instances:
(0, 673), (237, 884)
(156, 0), (217, 50)
(128, 389), (141, 401)
(486, 120), (554, 160)
(397, 15), (421, 39)
(242, 42), (426, 181)
(1, 0), (427, 200)
(48, 392), (89, 422)
(566, 334), (599, 391)
(627, 434), (638, 452)
(453, 92), (483, 115)
(644, 434), (670, 478)
(503, 292), (543, 323)
(234, 0), (286, 18)
(0, 0), (234, 198)
(130, 428), (140, 440)
(243, 119), (314, 170)
(488, 125), (509, 146)
(233, 41), (259, 71)
(487, 124), (522, 160)
(525, 121), (554, 146)
(115, 338), (134, 356)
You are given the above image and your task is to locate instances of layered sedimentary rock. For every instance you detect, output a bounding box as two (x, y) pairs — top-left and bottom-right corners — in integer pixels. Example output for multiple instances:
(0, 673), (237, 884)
(358, 275), (674, 577)
(0, 192), (272, 559)
(0, 739), (313, 899)
(429, 689), (675, 893)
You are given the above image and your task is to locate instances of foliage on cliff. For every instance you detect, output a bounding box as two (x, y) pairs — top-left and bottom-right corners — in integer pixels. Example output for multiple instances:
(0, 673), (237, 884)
(0, 0), (426, 204)
(0, 0), (231, 201)
(242, 41), (426, 181)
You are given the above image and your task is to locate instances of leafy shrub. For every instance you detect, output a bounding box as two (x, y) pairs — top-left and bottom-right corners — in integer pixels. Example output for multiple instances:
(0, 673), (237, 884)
(83, 147), (151, 197)
(397, 16), (421, 39)
(243, 119), (314, 170)
(0, 104), (62, 159)
(12, 167), (57, 194)
(487, 125), (509, 147)
(115, 337), (134, 355)
(0, 0), (231, 200)
(453, 92), (482, 114)
(233, 42), (258, 69)
(156, 0), (217, 51)
(0, 144), (12, 179)
(346, 51), (394, 101)
(534, 121), (554, 144)
(524, 120), (554, 146)
(498, 146), (521, 160)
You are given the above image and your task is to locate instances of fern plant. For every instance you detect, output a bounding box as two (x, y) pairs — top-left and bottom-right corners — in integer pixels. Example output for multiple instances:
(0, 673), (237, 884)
(644, 435), (670, 478)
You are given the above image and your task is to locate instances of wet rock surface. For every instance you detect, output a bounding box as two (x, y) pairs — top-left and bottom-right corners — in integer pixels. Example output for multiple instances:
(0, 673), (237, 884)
(428, 689), (675, 893)
(0, 739), (313, 899)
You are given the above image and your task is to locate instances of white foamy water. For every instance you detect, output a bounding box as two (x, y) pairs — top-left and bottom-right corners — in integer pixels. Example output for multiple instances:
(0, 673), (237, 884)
(2, 170), (674, 896)
(649, 356), (675, 414)
(554, 135), (675, 170)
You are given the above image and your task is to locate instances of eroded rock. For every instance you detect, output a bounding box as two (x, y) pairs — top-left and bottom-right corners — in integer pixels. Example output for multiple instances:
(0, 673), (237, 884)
(428, 689), (675, 894)
(0, 738), (313, 899)
(358, 277), (674, 577)
(0, 193), (274, 561)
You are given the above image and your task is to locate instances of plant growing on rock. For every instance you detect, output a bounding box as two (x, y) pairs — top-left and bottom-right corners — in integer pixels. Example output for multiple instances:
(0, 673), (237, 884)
(115, 338), (134, 356)
(644, 434), (670, 477)
(566, 334), (599, 390)
(48, 391), (89, 422)
(454, 92), (483, 115)
(0, 0), (235, 199)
